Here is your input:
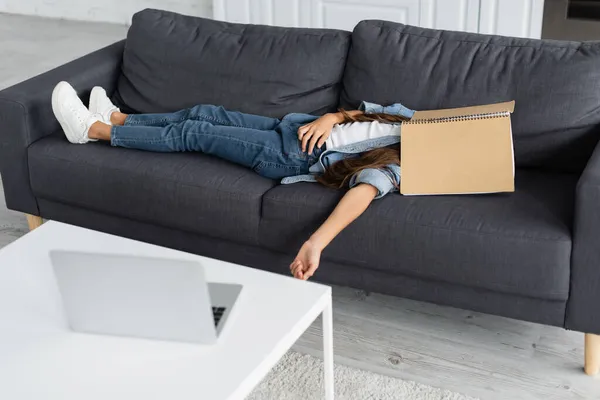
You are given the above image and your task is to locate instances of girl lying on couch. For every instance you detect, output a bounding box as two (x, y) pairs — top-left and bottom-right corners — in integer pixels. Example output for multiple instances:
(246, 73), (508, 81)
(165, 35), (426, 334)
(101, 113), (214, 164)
(51, 81), (415, 281)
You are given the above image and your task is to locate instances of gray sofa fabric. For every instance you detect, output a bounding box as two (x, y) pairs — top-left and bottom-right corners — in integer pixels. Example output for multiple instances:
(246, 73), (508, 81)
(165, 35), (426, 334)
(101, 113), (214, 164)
(28, 134), (275, 246)
(114, 9), (351, 117)
(567, 142), (600, 331)
(259, 171), (575, 301)
(2, 9), (600, 336)
(341, 20), (600, 172)
(0, 40), (125, 214)
(36, 198), (568, 329)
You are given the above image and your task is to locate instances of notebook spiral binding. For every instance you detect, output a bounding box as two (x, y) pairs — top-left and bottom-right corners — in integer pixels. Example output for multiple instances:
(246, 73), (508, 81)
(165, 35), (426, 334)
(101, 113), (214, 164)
(404, 111), (511, 125)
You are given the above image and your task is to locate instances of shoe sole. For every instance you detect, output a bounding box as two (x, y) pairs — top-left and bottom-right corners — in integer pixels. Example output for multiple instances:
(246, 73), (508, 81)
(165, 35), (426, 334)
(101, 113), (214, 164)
(51, 81), (74, 142)
(89, 86), (102, 118)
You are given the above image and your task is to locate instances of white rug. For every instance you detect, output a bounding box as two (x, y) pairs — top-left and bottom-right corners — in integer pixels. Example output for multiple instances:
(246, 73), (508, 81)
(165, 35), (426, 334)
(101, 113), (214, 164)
(249, 351), (477, 400)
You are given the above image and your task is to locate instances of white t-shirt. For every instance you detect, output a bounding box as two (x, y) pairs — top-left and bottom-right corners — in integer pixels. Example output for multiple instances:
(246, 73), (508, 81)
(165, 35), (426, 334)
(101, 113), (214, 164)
(325, 121), (401, 150)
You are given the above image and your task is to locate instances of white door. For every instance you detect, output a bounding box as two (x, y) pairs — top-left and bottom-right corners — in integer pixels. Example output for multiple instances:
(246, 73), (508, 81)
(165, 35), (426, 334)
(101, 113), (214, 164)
(309, 0), (423, 31)
(213, 0), (544, 38)
(214, 0), (480, 33)
(479, 0), (545, 38)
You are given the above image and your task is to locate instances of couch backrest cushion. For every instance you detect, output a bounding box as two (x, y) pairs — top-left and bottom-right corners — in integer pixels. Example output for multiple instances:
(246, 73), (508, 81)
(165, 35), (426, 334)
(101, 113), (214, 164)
(341, 20), (600, 172)
(114, 9), (350, 118)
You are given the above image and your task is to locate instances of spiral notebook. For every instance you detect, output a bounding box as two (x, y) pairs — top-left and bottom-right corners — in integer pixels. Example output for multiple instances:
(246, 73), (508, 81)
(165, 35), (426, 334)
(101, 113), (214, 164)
(400, 100), (515, 195)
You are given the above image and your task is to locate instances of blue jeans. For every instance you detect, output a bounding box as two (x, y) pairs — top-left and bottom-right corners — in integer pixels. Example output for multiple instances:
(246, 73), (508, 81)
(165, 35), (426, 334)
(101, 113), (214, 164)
(111, 105), (321, 180)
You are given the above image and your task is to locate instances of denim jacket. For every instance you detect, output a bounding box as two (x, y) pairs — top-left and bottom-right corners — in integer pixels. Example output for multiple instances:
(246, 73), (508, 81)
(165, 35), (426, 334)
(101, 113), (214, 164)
(281, 101), (416, 199)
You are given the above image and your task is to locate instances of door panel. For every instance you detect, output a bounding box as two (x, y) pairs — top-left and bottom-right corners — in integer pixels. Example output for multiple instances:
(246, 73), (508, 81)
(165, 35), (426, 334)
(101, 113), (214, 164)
(214, 0), (479, 32)
(213, 0), (544, 38)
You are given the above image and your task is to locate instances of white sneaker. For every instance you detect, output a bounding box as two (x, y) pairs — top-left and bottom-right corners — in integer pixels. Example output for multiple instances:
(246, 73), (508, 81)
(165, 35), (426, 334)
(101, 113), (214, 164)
(89, 86), (120, 125)
(51, 81), (100, 144)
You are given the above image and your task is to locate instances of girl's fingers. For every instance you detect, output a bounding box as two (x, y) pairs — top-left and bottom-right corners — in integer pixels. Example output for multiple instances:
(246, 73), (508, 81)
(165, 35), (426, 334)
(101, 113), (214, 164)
(298, 125), (310, 139)
(292, 260), (301, 272)
(308, 132), (321, 154)
(303, 262), (319, 280)
(317, 135), (327, 149)
(302, 131), (314, 152)
(292, 261), (302, 274)
(297, 263), (306, 279)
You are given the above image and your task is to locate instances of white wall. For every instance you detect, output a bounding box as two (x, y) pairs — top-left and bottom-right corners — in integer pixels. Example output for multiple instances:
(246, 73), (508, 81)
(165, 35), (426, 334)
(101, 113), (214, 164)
(0, 0), (213, 24)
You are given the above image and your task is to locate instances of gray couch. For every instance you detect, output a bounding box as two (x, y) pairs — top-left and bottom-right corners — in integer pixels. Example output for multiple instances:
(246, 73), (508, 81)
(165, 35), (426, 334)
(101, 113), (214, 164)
(1, 9), (600, 373)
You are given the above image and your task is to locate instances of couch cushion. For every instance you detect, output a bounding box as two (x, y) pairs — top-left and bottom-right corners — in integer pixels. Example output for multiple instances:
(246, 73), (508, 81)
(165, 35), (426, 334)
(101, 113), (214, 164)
(259, 171), (576, 300)
(114, 9), (351, 117)
(28, 134), (276, 245)
(341, 20), (600, 172)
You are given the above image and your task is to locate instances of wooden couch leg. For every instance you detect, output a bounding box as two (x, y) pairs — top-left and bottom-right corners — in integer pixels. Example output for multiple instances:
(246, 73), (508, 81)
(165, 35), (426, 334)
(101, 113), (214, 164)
(585, 333), (600, 376)
(25, 214), (43, 231)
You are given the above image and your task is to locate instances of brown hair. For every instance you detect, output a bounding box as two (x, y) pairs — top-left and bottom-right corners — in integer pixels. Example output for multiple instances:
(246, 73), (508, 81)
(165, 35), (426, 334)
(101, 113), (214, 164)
(316, 109), (408, 190)
(337, 109), (411, 124)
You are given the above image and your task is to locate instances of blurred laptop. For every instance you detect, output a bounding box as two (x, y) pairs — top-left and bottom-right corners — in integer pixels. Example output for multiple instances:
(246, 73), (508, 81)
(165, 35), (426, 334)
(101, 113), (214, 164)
(50, 251), (242, 344)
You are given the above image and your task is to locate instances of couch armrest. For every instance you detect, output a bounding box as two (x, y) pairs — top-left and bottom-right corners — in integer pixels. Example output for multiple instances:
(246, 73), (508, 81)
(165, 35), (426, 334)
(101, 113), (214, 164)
(566, 140), (600, 334)
(0, 40), (125, 215)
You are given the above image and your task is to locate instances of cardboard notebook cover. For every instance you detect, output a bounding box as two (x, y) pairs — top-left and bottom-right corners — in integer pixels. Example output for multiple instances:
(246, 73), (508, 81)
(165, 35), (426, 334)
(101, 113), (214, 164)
(400, 101), (515, 195)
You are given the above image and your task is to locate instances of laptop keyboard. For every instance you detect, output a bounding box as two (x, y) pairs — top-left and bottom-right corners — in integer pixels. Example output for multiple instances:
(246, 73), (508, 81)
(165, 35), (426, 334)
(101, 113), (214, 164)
(212, 307), (226, 327)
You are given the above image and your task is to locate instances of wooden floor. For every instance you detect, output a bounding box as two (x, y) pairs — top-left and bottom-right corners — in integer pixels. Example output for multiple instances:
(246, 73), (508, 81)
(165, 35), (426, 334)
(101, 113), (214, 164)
(0, 12), (598, 400)
(295, 289), (598, 400)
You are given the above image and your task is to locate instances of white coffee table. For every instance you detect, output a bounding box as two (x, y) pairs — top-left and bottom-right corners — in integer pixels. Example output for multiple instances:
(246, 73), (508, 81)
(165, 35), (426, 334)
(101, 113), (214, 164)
(0, 222), (334, 400)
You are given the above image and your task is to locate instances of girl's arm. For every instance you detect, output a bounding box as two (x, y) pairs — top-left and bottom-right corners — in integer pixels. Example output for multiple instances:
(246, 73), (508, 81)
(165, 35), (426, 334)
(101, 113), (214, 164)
(298, 110), (364, 153)
(290, 183), (378, 280)
(322, 109), (364, 124)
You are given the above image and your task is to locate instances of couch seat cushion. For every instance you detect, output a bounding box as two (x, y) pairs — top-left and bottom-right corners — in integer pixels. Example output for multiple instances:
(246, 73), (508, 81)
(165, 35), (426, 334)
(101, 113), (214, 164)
(29, 135), (276, 245)
(259, 171), (576, 300)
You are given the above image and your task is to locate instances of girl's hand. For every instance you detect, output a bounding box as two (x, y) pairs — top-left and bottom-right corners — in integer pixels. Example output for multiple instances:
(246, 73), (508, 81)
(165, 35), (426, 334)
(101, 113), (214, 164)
(297, 113), (340, 154)
(289, 184), (378, 281)
(290, 240), (322, 280)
